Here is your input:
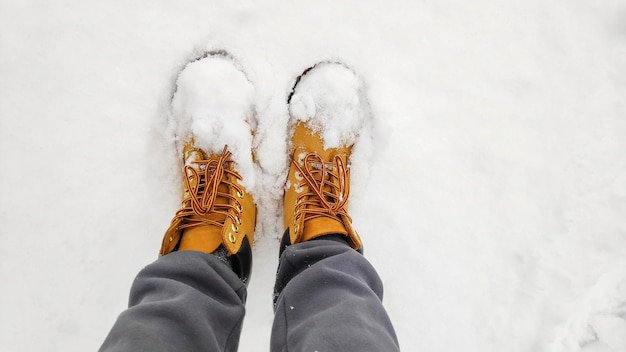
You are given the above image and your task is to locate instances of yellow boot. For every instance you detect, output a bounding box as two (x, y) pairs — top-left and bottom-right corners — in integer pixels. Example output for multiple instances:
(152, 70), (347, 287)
(161, 141), (256, 283)
(281, 63), (363, 251)
(283, 122), (362, 251)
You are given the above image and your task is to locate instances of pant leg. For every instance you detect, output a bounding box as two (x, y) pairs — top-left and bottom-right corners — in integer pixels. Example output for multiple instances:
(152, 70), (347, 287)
(99, 250), (247, 352)
(271, 235), (400, 352)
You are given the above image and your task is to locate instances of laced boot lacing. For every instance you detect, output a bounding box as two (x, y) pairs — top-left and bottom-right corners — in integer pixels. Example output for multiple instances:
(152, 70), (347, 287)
(170, 146), (245, 242)
(292, 152), (352, 234)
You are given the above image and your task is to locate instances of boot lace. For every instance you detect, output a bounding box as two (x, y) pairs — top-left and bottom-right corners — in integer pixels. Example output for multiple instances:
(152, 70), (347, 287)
(174, 146), (244, 231)
(293, 152), (352, 224)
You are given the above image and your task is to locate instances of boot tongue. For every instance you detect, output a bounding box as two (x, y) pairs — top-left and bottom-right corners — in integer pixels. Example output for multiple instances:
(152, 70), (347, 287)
(301, 218), (348, 242)
(179, 226), (222, 253)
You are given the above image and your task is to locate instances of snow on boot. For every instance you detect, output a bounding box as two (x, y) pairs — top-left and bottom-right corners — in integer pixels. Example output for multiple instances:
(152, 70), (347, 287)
(160, 52), (256, 284)
(282, 62), (369, 253)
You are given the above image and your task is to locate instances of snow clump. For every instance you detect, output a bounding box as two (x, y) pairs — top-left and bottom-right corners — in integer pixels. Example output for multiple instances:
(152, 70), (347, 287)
(170, 55), (256, 190)
(289, 62), (368, 150)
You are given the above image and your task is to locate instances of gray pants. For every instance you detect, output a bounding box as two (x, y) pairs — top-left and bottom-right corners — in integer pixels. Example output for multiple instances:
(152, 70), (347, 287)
(100, 236), (399, 351)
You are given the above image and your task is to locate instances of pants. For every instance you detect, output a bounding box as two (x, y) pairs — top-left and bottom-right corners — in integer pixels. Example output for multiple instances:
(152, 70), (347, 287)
(99, 236), (400, 351)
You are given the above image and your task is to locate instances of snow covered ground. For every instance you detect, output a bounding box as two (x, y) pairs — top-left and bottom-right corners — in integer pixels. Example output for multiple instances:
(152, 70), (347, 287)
(2, 0), (626, 351)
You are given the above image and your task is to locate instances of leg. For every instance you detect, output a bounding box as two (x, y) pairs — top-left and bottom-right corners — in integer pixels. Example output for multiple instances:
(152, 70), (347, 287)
(271, 236), (400, 352)
(100, 53), (257, 352)
(100, 251), (246, 352)
(274, 62), (400, 351)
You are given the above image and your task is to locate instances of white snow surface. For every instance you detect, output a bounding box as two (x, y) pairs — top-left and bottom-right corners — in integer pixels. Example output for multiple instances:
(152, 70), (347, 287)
(2, 1), (626, 351)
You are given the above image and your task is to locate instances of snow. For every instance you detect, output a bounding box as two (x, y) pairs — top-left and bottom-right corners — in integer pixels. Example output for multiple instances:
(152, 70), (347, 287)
(289, 62), (368, 150)
(171, 55), (257, 190)
(1, 1), (626, 351)
(288, 62), (375, 192)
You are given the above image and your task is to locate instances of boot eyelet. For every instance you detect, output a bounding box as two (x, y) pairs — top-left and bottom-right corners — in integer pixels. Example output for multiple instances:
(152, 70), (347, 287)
(228, 232), (236, 243)
(236, 203), (243, 212)
(237, 189), (245, 198)
(236, 217), (242, 225)
(232, 224), (239, 233)
(294, 224), (300, 233)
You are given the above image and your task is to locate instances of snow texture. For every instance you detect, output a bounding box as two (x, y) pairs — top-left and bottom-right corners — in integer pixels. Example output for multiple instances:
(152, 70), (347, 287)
(289, 62), (368, 150)
(1, 1), (626, 352)
(170, 55), (256, 190)
(288, 62), (374, 191)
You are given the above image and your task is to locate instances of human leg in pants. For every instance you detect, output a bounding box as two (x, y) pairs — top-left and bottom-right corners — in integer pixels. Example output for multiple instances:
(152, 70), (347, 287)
(99, 235), (399, 352)
(272, 62), (400, 351)
(272, 235), (400, 352)
(100, 54), (257, 352)
(99, 250), (246, 352)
